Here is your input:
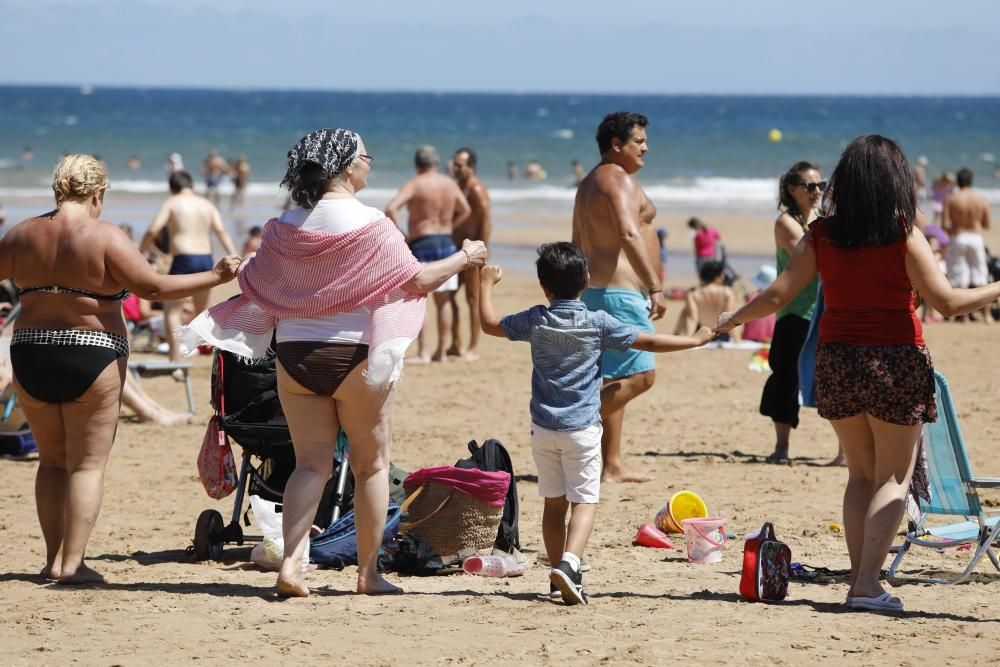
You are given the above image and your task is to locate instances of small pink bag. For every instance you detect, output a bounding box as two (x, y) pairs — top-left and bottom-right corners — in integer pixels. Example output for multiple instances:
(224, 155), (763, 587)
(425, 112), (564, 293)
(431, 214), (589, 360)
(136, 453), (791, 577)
(197, 415), (237, 499)
(198, 351), (238, 499)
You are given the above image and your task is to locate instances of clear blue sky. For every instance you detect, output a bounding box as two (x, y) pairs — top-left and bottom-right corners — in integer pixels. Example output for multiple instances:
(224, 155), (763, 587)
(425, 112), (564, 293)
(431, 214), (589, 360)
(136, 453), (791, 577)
(2, 0), (998, 94)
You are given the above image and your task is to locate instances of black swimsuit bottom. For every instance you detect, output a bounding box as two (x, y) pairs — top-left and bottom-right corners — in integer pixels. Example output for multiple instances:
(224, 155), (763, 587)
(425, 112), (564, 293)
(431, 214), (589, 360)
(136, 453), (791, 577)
(10, 329), (130, 403)
(276, 342), (368, 396)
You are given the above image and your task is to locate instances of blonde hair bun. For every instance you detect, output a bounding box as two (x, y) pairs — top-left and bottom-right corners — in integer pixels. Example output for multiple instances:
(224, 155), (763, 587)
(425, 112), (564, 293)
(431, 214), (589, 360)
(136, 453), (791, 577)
(52, 154), (109, 206)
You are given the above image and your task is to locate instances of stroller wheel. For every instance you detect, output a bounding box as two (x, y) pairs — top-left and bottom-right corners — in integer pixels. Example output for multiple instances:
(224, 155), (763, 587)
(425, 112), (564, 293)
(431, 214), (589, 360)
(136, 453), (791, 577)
(194, 509), (225, 561)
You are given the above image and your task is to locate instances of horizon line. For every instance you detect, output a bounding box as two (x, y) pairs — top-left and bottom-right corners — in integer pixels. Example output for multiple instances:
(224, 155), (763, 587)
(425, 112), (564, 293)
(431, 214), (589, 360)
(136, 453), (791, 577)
(1, 81), (999, 99)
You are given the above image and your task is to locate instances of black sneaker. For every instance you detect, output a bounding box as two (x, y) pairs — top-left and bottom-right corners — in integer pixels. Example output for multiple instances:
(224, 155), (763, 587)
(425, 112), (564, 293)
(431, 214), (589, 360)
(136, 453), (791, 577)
(549, 560), (587, 606)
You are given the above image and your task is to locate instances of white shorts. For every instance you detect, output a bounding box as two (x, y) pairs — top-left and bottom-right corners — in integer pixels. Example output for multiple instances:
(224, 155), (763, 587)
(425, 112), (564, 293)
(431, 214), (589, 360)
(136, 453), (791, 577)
(947, 232), (989, 287)
(435, 274), (459, 293)
(531, 422), (602, 504)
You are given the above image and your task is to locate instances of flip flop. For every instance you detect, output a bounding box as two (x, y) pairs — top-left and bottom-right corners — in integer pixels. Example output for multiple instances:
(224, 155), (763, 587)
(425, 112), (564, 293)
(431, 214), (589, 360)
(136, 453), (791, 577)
(846, 591), (904, 612)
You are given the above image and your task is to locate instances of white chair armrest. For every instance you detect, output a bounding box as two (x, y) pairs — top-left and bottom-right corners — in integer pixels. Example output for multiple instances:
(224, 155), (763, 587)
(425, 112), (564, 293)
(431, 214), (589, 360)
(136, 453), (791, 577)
(969, 477), (1000, 489)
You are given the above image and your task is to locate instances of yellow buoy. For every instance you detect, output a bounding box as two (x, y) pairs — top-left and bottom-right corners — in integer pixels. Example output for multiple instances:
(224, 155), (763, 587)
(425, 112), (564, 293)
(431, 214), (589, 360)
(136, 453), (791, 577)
(768, 128), (783, 143)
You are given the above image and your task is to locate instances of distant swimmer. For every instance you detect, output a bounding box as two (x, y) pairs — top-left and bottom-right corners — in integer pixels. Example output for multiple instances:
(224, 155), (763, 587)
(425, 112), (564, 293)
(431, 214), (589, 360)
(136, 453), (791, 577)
(385, 146), (471, 362)
(450, 147), (492, 361)
(507, 160), (518, 181)
(525, 160), (546, 181)
(165, 152), (184, 175)
(230, 155), (251, 211)
(572, 111), (665, 483)
(202, 149), (229, 206)
(943, 167), (993, 322)
(140, 170), (239, 360)
(571, 159), (585, 186)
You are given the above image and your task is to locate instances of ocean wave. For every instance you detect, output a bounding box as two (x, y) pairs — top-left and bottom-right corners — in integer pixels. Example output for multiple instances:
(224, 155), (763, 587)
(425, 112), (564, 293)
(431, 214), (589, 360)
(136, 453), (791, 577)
(3, 177), (1000, 207)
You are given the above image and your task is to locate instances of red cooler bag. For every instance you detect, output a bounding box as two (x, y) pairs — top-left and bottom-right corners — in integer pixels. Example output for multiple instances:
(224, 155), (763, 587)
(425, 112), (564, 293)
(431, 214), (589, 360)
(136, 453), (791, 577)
(739, 522), (791, 602)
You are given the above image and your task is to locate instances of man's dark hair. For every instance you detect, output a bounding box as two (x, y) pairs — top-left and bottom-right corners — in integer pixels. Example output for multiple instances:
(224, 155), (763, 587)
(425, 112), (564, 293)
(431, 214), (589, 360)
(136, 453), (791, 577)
(687, 217), (704, 230)
(698, 260), (725, 284)
(455, 147), (477, 169)
(596, 111), (648, 154)
(956, 167), (973, 188)
(168, 170), (193, 194)
(536, 242), (589, 299)
(826, 135), (915, 249)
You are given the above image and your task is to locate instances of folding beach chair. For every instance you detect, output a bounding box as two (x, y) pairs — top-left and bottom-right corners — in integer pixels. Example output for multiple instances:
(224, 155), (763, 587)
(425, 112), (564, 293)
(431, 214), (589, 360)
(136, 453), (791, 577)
(887, 371), (1000, 584)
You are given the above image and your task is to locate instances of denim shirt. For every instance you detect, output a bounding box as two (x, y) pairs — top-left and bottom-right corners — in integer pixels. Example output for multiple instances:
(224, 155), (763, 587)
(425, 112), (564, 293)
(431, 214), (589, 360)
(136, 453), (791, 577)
(500, 300), (639, 431)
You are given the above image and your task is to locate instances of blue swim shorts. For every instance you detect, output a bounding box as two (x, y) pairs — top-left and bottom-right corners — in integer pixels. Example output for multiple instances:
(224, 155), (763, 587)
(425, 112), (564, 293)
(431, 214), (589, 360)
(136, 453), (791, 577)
(409, 234), (457, 262)
(169, 253), (214, 275)
(580, 287), (655, 380)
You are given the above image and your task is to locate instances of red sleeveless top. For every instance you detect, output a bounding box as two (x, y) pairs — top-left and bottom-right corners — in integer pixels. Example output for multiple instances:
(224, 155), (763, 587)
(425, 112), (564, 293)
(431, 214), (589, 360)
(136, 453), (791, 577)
(810, 218), (924, 347)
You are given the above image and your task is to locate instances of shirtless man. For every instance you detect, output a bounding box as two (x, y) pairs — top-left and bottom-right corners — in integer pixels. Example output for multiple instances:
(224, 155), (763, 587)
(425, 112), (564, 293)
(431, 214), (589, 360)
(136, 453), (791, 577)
(385, 146), (471, 362)
(572, 111), (666, 483)
(943, 167), (993, 322)
(449, 147), (491, 361)
(140, 170), (238, 360)
(675, 260), (740, 341)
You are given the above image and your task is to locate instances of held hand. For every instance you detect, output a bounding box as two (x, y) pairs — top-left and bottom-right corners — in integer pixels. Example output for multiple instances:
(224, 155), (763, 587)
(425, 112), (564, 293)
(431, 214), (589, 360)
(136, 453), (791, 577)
(480, 264), (503, 285)
(694, 326), (716, 345)
(461, 239), (488, 266)
(649, 291), (667, 320)
(714, 311), (739, 334)
(213, 255), (242, 283)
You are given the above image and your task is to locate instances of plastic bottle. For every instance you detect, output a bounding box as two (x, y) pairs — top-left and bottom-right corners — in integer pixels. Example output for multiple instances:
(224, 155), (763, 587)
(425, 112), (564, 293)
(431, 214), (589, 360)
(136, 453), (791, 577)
(462, 553), (526, 577)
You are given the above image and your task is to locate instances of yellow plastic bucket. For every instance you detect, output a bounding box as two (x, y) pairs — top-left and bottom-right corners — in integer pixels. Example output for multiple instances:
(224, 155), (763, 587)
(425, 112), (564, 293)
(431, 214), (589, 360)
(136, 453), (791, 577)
(655, 490), (709, 534)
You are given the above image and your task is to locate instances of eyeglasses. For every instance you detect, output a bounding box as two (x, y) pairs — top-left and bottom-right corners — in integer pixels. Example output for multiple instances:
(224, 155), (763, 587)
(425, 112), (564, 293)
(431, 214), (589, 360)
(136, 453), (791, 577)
(359, 154), (374, 165)
(801, 181), (827, 193)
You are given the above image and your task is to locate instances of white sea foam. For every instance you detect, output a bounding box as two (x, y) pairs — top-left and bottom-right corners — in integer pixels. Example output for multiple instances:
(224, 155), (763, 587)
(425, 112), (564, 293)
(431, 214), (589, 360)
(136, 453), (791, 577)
(3, 177), (1000, 208)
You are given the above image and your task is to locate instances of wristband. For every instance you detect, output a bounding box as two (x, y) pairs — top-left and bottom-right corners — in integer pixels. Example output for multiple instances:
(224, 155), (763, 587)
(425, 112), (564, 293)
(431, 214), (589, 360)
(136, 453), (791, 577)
(460, 248), (473, 267)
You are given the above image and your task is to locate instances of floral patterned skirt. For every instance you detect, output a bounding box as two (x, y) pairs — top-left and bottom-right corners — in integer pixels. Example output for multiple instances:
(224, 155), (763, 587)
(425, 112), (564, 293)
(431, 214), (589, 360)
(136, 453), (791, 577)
(815, 343), (937, 425)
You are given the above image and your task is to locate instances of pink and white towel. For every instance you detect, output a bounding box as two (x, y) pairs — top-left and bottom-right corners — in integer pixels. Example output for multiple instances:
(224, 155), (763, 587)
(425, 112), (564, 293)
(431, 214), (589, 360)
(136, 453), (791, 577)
(179, 217), (426, 386)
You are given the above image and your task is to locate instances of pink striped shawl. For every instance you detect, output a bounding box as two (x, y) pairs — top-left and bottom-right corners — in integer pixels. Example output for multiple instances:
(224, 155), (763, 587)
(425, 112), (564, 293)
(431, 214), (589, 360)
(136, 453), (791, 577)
(179, 216), (427, 386)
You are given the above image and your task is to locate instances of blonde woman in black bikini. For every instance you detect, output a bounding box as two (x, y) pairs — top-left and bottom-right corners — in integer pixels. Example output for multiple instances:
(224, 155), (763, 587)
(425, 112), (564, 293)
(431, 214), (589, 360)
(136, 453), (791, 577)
(0, 155), (240, 584)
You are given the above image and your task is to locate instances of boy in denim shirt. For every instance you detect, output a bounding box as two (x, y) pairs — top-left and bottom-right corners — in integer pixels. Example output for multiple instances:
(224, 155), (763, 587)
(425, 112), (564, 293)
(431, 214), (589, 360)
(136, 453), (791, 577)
(480, 242), (713, 605)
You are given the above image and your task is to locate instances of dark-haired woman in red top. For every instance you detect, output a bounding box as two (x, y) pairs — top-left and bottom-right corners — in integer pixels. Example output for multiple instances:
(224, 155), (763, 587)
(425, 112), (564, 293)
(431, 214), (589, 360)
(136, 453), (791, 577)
(715, 135), (1000, 613)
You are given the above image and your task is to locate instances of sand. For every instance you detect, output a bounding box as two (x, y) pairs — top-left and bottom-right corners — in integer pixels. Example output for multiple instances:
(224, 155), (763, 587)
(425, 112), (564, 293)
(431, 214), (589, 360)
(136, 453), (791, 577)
(2, 225), (1000, 665)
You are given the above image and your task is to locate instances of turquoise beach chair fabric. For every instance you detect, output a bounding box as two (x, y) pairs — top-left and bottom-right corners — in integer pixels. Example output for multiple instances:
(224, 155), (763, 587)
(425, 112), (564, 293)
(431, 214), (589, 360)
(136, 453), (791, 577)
(887, 372), (1000, 584)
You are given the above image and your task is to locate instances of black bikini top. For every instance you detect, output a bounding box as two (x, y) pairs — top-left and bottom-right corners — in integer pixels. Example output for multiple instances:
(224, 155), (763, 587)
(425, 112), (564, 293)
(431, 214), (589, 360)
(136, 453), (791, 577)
(16, 285), (130, 301)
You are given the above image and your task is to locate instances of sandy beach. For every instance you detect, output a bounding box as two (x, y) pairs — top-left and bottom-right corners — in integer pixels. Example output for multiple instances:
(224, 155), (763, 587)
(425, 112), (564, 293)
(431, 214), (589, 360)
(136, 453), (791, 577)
(2, 221), (1000, 665)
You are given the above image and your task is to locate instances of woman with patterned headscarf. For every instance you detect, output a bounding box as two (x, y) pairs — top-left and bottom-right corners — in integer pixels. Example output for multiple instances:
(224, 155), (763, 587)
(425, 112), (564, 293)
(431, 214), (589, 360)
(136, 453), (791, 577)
(182, 129), (488, 597)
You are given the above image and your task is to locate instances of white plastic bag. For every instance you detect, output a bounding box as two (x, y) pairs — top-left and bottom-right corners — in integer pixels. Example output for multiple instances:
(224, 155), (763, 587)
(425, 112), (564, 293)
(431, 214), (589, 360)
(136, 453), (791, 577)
(249, 495), (309, 571)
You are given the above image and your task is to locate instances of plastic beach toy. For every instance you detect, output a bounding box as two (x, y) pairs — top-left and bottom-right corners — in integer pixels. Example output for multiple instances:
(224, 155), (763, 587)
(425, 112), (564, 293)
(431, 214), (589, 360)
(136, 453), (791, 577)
(681, 516), (728, 563)
(655, 490), (709, 534)
(462, 553), (526, 577)
(633, 522), (675, 549)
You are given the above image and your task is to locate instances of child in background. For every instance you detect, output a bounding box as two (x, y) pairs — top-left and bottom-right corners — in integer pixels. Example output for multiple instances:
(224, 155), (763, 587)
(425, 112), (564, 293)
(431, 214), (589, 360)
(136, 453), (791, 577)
(479, 242), (713, 605)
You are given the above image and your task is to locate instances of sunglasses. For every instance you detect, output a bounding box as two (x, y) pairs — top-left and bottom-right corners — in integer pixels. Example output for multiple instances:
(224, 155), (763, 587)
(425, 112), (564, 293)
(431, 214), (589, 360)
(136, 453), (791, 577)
(359, 154), (374, 165)
(800, 181), (827, 193)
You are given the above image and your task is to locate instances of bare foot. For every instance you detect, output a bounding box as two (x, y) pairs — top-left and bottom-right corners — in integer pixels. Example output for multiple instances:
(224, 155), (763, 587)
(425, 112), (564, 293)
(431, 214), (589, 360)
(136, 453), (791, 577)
(276, 574), (310, 598)
(58, 564), (107, 585)
(601, 469), (655, 484)
(430, 351), (448, 363)
(405, 355), (432, 365)
(446, 346), (463, 358)
(357, 573), (403, 595)
(825, 454), (848, 467)
(152, 410), (194, 426)
(462, 350), (480, 362)
(40, 564), (60, 581)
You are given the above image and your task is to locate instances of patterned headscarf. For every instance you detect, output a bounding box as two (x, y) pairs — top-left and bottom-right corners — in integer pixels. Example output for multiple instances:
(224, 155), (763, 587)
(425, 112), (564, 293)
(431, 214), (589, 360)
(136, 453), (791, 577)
(281, 128), (360, 186)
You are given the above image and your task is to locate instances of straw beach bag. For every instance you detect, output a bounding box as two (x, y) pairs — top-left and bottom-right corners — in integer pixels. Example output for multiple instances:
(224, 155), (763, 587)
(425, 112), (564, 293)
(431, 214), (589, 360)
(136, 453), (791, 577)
(400, 466), (510, 562)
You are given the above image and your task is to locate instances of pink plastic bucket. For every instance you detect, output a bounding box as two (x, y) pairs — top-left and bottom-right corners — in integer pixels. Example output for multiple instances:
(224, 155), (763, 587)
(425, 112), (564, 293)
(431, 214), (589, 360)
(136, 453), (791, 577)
(681, 516), (727, 563)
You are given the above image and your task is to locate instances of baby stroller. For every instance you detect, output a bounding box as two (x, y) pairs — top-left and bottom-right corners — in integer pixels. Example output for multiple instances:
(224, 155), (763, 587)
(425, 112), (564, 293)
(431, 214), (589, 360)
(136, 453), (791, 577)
(192, 346), (353, 561)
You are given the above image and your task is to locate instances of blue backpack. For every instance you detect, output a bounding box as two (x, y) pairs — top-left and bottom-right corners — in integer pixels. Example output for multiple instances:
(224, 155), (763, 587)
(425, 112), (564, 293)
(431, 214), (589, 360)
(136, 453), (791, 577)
(309, 504), (402, 569)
